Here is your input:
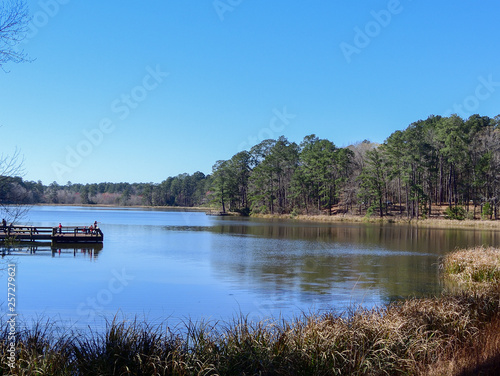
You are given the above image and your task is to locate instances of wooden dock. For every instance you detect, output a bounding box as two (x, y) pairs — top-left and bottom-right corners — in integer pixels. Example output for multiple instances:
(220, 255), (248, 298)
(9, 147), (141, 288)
(0, 225), (103, 244)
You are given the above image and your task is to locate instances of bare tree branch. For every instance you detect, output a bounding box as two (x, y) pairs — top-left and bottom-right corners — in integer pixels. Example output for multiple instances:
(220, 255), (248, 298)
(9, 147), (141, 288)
(0, 148), (30, 224)
(0, 0), (32, 71)
(0, 1), (33, 225)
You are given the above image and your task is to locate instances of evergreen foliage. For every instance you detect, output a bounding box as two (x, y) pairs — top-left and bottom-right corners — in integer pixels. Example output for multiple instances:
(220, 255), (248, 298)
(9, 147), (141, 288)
(2, 114), (500, 219)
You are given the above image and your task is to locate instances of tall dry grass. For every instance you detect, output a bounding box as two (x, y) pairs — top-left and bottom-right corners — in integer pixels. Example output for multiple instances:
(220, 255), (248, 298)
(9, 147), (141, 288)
(1, 247), (499, 375)
(443, 246), (500, 286)
(422, 316), (500, 376)
(419, 246), (500, 375)
(252, 212), (500, 229)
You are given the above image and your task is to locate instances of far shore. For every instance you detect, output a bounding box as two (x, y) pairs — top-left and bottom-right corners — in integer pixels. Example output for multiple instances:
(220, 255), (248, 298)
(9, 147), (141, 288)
(250, 213), (500, 229)
(29, 203), (500, 229)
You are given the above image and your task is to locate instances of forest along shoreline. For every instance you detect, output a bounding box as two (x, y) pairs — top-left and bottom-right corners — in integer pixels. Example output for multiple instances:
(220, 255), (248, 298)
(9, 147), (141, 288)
(1, 246), (499, 375)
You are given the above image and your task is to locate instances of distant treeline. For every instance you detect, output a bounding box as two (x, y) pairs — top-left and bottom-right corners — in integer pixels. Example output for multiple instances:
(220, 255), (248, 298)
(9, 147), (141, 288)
(1, 114), (499, 219)
(0, 173), (211, 208)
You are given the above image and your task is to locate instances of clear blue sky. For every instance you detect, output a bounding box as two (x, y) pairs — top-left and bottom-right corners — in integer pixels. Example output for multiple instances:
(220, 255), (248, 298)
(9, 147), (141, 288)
(1, 0), (499, 185)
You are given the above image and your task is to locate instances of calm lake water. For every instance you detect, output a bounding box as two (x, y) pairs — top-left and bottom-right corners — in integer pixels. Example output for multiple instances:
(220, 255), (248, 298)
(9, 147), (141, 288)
(1, 205), (499, 330)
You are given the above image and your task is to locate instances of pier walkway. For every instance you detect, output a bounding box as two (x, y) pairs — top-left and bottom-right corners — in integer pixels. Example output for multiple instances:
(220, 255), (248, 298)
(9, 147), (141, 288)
(0, 225), (103, 244)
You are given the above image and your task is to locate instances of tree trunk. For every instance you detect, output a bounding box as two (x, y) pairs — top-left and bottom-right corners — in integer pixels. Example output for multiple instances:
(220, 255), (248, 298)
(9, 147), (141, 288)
(221, 188), (226, 213)
(448, 165), (453, 207)
(379, 195), (383, 217)
(328, 186), (332, 216)
(406, 183), (410, 219)
(398, 176), (402, 215)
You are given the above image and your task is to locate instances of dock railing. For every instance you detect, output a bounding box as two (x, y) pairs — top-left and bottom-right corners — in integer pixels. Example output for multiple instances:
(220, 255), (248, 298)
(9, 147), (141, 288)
(1, 225), (52, 241)
(1, 225), (103, 243)
(51, 226), (103, 238)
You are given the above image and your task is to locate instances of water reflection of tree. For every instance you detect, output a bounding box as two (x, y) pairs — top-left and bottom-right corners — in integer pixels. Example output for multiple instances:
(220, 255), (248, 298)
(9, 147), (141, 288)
(206, 221), (500, 303)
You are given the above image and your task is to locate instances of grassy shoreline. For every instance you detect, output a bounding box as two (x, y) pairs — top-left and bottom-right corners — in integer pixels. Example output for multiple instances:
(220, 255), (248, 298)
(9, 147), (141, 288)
(2, 247), (500, 375)
(250, 212), (500, 229)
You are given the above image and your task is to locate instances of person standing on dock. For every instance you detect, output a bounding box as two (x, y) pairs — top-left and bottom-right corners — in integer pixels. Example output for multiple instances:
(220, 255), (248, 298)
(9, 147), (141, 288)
(1, 218), (6, 232)
(94, 221), (102, 236)
(58, 223), (62, 234)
